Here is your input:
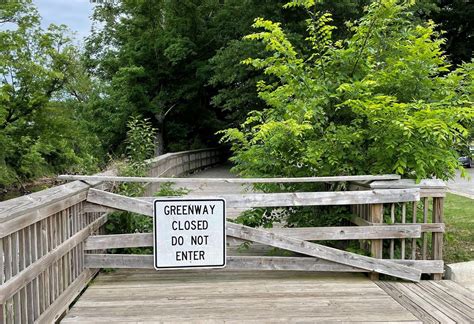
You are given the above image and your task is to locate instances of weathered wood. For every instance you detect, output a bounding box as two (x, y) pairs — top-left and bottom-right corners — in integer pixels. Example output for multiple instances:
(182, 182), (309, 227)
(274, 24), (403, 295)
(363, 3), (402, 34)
(401, 203), (407, 260)
(369, 204), (383, 280)
(62, 269), (420, 323)
(351, 216), (444, 233)
(84, 254), (443, 273)
(432, 197), (444, 280)
(60, 174), (402, 184)
(86, 190), (421, 281)
(84, 225), (422, 251)
(411, 202), (417, 260)
(390, 203), (395, 259)
(376, 282), (439, 324)
(377, 281), (474, 323)
(370, 179), (446, 190)
(0, 191), (87, 238)
(90, 189), (421, 210)
(140, 189), (420, 207)
(226, 222), (421, 282)
(0, 215), (107, 304)
(35, 269), (98, 324)
(422, 198), (429, 260)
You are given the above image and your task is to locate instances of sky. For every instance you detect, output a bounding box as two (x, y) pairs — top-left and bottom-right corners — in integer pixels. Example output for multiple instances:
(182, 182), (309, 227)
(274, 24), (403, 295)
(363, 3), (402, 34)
(35, 0), (95, 44)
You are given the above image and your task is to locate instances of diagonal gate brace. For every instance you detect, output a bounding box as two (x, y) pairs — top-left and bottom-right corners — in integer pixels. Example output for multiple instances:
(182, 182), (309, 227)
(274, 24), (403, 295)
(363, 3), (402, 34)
(86, 188), (421, 282)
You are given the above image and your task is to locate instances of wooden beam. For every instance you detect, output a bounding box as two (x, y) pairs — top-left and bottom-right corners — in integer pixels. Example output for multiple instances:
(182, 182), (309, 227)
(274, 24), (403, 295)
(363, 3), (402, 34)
(85, 190), (421, 281)
(432, 197), (444, 280)
(60, 174), (401, 184)
(137, 189), (420, 207)
(84, 254), (443, 274)
(368, 204), (384, 280)
(226, 222), (421, 282)
(0, 215), (107, 304)
(370, 179), (446, 190)
(351, 216), (445, 233)
(84, 225), (422, 250)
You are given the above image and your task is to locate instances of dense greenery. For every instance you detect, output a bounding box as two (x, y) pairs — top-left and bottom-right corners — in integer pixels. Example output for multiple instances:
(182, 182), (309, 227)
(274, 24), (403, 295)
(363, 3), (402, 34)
(0, 0), (472, 191)
(222, 0), (473, 182)
(0, 1), (101, 188)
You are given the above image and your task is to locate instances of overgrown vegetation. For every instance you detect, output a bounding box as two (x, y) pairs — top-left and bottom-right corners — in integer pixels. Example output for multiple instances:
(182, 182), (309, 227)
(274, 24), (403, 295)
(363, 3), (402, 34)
(0, 1), (101, 189)
(1, 0), (473, 193)
(222, 0), (473, 183)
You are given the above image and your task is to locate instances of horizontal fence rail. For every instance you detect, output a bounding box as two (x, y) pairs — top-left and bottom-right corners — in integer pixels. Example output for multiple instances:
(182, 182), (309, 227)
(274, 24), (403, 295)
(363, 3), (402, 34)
(0, 148), (223, 324)
(58, 174), (401, 184)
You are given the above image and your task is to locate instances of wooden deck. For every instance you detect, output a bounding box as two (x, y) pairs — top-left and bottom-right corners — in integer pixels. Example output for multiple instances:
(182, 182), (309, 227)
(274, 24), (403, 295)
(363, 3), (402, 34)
(61, 270), (417, 323)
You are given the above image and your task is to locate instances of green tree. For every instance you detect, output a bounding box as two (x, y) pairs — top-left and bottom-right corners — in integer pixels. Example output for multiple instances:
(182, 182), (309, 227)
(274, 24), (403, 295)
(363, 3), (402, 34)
(221, 0), (474, 182)
(0, 1), (100, 187)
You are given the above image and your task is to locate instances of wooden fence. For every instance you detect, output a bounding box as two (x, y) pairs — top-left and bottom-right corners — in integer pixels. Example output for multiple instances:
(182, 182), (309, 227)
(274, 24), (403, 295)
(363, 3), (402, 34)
(349, 179), (446, 280)
(80, 176), (446, 283)
(0, 148), (224, 324)
(0, 147), (447, 323)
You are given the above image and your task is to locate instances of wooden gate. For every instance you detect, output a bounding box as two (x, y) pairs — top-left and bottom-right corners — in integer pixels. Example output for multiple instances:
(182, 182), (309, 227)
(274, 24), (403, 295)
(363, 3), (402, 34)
(79, 176), (445, 282)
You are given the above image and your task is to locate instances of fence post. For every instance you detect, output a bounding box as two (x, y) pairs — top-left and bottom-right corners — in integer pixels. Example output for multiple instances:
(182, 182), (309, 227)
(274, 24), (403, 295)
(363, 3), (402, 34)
(432, 197), (444, 280)
(369, 204), (383, 280)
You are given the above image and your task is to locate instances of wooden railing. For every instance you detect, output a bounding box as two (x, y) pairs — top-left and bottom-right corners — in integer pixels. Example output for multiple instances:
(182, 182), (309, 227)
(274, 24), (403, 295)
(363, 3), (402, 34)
(349, 179), (447, 280)
(77, 174), (446, 283)
(0, 148), (223, 324)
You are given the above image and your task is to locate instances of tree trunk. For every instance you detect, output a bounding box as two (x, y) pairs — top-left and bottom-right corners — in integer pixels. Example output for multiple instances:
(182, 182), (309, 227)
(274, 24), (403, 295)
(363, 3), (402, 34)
(154, 129), (164, 156)
(154, 113), (165, 156)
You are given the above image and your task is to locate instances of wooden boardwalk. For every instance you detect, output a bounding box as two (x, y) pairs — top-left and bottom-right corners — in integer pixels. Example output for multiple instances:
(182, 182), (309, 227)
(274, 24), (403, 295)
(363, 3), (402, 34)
(61, 270), (474, 323)
(62, 270), (417, 323)
(60, 166), (473, 323)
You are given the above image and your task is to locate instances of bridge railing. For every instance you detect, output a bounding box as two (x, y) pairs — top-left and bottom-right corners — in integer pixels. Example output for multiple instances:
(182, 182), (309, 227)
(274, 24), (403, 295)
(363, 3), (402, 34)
(0, 148), (223, 324)
(77, 174), (446, 282)
(348, 179), (447, 280)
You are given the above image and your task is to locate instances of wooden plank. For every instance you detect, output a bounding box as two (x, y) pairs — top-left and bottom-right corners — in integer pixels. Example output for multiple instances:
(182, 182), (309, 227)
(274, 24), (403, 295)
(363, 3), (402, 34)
(84, 254), (364, 272)
(0, 215), (107, 304)
(351, 216), (444, 233)
(370, 179), (446, 190)
(226, 222), (421, 282)
(390, 203), (395, 259)
(436, 281), (474, 308)
(0, 181), (89, 223)
(62, 269), (421, 323)
(402, 203), (407, 260)
(84, 225), (422, 251)
(96, 187), (421, 210)
(35, 269), (98, 324)
(84, 254), (443, 274)
(375, 282), (439, 324)
(59, 174), (402, 184)
(137, 189), (421, 207)
(369, 204), (383, 280)
(402, 282), (472, 323)
(86, 189), (421, 281)
(432, 197), (444, 280)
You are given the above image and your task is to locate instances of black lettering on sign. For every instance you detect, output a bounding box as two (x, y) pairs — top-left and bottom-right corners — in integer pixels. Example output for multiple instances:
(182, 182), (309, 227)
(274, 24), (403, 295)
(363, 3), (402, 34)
(191, 235), (209, 246)
(163, 204), (217, 215)
(171, 220), (208, 231)
(175, 250), (206, 261)
(171, 236), (184, 246)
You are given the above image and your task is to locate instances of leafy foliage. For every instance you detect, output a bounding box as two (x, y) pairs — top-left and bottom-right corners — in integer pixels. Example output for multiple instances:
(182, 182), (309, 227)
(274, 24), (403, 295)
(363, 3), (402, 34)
(0, 1), (101, 188)
(106, 116), (156, 236)
(221, 0), (474, 183)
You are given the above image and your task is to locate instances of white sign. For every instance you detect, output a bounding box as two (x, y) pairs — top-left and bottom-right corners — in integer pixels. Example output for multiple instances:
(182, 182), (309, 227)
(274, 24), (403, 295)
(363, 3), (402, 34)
(153, 198), (226, 270)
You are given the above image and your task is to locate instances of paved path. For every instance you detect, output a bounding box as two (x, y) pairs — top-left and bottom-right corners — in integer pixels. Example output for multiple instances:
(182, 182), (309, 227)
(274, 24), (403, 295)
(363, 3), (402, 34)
(447, 168), (474, 199)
